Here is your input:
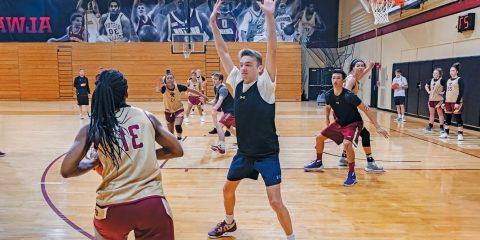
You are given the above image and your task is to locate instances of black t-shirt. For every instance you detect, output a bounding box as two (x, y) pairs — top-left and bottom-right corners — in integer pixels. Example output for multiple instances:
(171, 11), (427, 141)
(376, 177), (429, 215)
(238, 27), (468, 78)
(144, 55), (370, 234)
(74, 76), (90, 96)
(160, 84), (188, 94)
(325, 88), (363, 126)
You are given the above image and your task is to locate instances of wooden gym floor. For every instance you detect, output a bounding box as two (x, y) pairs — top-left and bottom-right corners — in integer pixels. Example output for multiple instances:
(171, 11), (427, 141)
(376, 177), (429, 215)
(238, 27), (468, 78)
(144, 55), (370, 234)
(0, 101), (479, 239)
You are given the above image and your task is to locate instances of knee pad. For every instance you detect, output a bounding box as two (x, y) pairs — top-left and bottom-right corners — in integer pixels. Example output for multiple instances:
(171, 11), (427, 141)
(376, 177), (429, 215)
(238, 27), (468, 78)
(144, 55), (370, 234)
(454, 114), (463, 126)
(445, 114), (452, 126)
(175, 125), (183, 133)
(360, 128), (371, 147)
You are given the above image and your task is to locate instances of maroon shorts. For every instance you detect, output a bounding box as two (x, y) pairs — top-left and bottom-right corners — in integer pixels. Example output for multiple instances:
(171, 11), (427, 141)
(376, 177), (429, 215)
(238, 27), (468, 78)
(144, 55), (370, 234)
(94, 196), (174, 240)
(219, 113), (236, 128)
(428, 101), (442, 108)
(444, 102), (463, 114)
(164, 109), (184, 124)
(321, 121), (363, 145)
(188, 95), (202, 105)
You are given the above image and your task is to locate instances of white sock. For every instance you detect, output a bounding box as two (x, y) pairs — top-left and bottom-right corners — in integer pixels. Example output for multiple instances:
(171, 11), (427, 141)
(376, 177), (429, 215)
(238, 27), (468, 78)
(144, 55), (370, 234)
(366, 154), (372, 158)
(225, 214), (234, 224)
(287, 234), (295, 240)
(397, 113), (401, 118)
(402, 114), (405, 118)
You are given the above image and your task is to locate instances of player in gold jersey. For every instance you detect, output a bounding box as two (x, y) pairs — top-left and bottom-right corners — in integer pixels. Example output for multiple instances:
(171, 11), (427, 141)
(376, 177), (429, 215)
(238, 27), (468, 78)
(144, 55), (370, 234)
(440, 62), (465, 141)
(157, 72), (208, 140)
(425, 68), (446, 133)
(61, 70), (184, 239)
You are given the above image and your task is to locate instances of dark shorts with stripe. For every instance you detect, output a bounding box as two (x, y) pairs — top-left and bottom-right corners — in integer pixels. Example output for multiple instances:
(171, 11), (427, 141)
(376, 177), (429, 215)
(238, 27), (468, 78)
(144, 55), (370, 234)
(428, 100), (442, 108)
(94, 196), (174, 240)
(188, 96), (202, 105)
(321, 121), (363, 145)
(227, 152), (281, 187)
(444, 102), (463, 114)
(219, 113), (236, 128)
(77, 95), (89, 105)
(394, 96), (406, 105)
(164, 109), (184, 124)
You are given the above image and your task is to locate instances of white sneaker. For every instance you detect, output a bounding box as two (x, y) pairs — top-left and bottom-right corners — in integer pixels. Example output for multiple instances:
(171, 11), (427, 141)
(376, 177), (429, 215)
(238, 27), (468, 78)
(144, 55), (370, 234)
(457, 134), (464, 141)
(200, 116), (205, 122)
(79, 114), (84, 119)
(184, 117), (190, 123)
(439, 132), (448, 139)
(402, 117), (406, 122)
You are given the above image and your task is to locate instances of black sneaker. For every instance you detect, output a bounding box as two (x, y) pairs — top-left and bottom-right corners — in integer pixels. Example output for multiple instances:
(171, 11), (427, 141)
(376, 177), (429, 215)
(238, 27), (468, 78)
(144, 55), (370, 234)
(177, 137), (182, 140)
(209, 128), (218, 134)
(0, 152), (5, 157)
(225, 131), (231, 137)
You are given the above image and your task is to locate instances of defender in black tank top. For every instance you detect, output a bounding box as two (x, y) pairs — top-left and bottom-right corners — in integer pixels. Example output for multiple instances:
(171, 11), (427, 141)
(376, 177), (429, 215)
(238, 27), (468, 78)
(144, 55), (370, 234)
(234, 81), (279, 157)
(210, 73), (236, 154)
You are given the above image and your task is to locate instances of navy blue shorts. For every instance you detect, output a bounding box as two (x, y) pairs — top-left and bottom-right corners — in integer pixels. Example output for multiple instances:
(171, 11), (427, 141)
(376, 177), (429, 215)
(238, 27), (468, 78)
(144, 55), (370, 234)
(227, 152), (282, 187)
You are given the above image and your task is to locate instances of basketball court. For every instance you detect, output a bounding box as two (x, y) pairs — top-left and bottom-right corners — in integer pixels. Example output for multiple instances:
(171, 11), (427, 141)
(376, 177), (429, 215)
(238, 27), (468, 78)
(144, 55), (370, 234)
(1, 0), (480, 239)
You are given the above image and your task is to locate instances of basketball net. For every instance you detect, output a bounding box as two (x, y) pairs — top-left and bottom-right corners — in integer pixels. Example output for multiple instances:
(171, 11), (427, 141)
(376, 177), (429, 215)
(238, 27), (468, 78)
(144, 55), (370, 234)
(183, 42), (193, 59)
(370, 0), (404, 25)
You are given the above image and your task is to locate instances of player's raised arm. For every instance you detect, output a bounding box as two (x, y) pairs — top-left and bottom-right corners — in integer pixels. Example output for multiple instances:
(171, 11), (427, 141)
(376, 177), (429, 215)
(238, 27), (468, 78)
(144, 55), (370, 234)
(259, 0), (278, 82)
(120, 15), (132, 42)
(210, 0), (235, 74)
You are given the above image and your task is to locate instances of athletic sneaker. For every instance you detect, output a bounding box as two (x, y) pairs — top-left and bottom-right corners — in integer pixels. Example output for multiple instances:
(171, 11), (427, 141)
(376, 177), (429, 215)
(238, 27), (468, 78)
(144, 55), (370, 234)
(365, 161), (385, 173)
(338, 155), (348, 167)
(209, 128), (218, 134)
(208, 220), (237, 238)
(304, 160), (324, 172)
(344, 171), (357, 187)
(200, 116), (205, 122)
(0, 152), (6, 157)
(396, 117), (402, 122)
(211, 145), (226, 154)
(79, 114), (84, 120)
(225, 131), (231, 137)
(402, 117), (406, 122)
(424, 126), (433, 133)
(184, 117), (190, 123)
(177, 136), (182, 141)
(457, 134), (464, 141)
(439, 132), (449, 139)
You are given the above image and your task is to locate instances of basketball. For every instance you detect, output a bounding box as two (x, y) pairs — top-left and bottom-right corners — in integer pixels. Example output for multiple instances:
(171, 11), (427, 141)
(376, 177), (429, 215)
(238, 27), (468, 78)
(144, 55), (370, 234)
(391, 83), (399, 90)
(138, 25), (159, 42)
(283, 23), (295, 36)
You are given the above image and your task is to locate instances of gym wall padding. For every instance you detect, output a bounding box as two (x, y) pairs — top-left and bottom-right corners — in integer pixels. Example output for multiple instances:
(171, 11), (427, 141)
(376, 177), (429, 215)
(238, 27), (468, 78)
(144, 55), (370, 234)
(392, 56), (480, 128)
(0, 42), (302, 101)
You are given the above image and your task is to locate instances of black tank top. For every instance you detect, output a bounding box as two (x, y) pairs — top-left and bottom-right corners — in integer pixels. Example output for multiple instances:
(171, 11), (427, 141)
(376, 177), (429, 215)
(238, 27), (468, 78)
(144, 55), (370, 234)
(215, 84), (234, 114)
(234, 81), (279, 157)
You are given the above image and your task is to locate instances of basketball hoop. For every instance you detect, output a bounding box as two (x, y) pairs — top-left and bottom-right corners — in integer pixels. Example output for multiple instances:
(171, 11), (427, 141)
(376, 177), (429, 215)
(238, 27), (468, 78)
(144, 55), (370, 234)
(171, 33), (205, 58)
(183, 42), (193, 59)
(370, 0), (404, 25)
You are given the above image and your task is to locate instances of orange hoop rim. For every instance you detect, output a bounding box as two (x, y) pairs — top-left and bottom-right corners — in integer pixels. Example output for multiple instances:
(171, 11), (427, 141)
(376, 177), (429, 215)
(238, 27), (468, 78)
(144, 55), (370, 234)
(369, 0), (405, 6)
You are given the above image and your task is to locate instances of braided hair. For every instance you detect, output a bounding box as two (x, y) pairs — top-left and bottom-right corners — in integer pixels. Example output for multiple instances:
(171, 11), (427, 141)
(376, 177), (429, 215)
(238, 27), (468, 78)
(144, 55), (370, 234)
(88, 70), (129, 168)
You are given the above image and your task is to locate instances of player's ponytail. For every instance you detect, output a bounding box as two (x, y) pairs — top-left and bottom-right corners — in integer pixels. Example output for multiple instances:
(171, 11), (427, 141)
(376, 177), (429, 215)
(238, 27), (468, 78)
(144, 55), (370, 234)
(452, 62), (461, 73)
(88, 70), (129, 168)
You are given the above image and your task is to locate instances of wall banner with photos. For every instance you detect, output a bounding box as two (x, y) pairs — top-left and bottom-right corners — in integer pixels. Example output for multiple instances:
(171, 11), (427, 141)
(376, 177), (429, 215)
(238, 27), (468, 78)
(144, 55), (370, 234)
(0, 0), (338, 47)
